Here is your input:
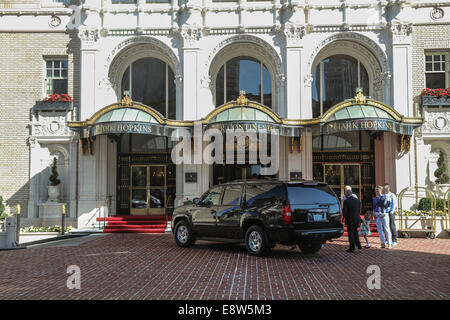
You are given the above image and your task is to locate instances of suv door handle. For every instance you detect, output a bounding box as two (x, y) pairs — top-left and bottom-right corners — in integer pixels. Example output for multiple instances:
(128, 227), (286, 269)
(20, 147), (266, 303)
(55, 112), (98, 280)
(210, 209), (216, 215)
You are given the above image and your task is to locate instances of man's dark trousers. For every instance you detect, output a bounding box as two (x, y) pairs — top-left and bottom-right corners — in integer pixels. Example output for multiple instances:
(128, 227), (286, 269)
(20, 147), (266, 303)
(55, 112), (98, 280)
(389, 212), (397, 243)
(343, 195), (362, 252)
(347, 224), (361, 251)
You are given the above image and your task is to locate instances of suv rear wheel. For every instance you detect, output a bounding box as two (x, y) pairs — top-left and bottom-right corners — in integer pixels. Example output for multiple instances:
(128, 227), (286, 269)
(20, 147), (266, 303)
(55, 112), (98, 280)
(298, 241), (323, 254)
(245, 225), (270, 256)
(174, 220), (196, 247)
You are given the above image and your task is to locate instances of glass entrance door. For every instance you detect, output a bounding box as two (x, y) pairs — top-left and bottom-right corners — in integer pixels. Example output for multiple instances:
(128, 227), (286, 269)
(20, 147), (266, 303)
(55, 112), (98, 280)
(324, 164), (361, 202)
(130, 165), (166, 215)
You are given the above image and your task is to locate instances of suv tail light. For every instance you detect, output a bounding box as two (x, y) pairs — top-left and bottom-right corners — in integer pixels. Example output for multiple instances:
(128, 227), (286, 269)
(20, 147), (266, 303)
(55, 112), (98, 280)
(282, 205), (292, 224)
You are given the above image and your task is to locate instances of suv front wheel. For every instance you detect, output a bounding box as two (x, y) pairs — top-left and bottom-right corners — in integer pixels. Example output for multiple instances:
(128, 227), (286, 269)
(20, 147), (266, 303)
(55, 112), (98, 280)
(245, 225), (270, 256)
(174, 220), (196, 248)
(298, 241), (323, 254)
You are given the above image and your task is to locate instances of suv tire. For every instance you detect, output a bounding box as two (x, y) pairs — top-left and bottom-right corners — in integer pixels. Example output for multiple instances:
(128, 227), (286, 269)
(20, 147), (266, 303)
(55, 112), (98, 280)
(245, 225), (270, 256)
(298, 241), (322, 254)
(174, 220), (196, 248)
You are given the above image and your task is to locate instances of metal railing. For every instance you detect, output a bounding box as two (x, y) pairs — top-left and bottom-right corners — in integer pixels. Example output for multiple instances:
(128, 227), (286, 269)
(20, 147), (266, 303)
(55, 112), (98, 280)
(85, 197), (110, 230)
(444, 188), (450, 233)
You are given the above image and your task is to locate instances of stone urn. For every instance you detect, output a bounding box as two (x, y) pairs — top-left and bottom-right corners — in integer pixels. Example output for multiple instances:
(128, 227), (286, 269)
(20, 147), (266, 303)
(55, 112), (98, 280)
(47, 185), (60, 203)
(435, 184), (450, 198)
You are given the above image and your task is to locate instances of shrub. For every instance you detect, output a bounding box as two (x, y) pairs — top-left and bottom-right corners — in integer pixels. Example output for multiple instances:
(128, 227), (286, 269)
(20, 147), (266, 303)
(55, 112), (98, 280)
(417, 198), (445, 211)
(434, 151), (449, 184)
(49, 157), (61, 186)
(0, 196), (6, 221)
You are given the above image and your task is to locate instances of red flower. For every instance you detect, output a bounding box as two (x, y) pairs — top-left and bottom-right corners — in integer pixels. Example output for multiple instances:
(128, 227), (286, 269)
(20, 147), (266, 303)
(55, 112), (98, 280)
(43, 93), (73, 103)
(421, 88), (450, 98)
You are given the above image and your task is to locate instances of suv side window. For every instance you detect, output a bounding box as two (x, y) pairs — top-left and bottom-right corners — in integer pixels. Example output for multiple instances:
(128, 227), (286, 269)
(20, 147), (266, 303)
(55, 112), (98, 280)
(199, 186), (223, 207)
(245, 183), (286, 207)
(222, 185), (242, 206)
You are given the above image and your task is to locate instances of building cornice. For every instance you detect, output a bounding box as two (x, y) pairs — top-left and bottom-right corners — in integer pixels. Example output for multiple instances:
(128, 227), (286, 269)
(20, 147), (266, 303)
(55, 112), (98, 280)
(0, 8), (73, 16)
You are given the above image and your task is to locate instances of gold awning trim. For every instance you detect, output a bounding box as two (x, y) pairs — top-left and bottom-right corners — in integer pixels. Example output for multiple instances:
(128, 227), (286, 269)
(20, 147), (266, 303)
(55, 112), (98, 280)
(67, 93), (423, 130)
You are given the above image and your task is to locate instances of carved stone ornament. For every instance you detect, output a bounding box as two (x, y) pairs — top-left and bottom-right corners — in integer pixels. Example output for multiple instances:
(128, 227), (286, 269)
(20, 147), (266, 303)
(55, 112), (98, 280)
(390, 21), (413, 42)
(78, 26), (100, 46)
(430, 7), (444, 20)
(180, 25), (202, 47)
(283, 24), (305, 46)
(200, 75), (211, 89)
(276, 74), (286, 88)
(31, 114), (71, 137)
(49, 15), (61, 28)
(422, 111), (450, 134)
(304, 74), (314, 87)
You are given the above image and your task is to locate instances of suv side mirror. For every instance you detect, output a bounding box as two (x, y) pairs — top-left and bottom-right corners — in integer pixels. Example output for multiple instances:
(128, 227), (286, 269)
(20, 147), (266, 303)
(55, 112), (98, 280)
(193, 198), (200, 205)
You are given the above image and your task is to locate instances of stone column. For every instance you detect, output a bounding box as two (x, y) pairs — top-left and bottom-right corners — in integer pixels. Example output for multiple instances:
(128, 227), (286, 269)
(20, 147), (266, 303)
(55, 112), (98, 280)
(78, 27), (100, 120)
(181, 26), (202, 120)
(391, 20), (414, 194)
(27, 137), (41, 218)
(284, 24), (305, 119)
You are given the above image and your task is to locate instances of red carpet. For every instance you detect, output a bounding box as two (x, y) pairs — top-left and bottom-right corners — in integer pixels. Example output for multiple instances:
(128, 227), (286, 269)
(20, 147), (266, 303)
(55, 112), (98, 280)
(97, 215), (170, 233)
(343, 216), (379, 237)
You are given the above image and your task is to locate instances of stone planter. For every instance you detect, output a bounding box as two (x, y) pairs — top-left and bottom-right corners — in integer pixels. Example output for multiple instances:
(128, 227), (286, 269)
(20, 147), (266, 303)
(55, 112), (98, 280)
(435, 184), (450, 198)
(19, 232), (59, 245)
(422, 96), (450, 107)
(47, 185), (60, 202)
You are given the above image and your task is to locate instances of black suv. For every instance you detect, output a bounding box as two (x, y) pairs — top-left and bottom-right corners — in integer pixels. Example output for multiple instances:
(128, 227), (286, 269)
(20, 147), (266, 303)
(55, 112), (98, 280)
(171, 180), (344, 256)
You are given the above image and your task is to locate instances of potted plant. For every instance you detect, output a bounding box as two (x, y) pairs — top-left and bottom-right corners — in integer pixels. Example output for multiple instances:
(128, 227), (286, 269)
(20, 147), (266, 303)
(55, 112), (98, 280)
(35, 93), (73, 111)
(0, 196), (6, 231)
(434, 150), (450, 196)
(48, 157), (61, 202)
(421, 87), (450, 107)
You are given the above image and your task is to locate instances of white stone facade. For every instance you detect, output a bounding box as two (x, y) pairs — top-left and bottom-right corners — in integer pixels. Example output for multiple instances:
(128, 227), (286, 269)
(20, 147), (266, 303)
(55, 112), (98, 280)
(0, 0), (449, 228)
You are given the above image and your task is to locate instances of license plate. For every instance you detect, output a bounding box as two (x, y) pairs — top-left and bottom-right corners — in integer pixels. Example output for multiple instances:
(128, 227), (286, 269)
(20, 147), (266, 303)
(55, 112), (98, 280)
(313, 213), (327, 222)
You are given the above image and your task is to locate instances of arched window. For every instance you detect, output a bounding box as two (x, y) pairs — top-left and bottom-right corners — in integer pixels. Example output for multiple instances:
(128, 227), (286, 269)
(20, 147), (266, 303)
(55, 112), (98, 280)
(215, 56), (272, 108)
(121, 58), (176, 119)
(312, 54), (369, 118)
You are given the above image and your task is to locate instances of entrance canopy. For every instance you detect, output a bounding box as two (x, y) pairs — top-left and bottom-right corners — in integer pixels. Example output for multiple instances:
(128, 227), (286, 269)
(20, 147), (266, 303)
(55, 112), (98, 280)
(68, 95), (192, 139)
(68, 91), (422, 141)
(204, 95), (302, 137)
(315, 91), (423, 135)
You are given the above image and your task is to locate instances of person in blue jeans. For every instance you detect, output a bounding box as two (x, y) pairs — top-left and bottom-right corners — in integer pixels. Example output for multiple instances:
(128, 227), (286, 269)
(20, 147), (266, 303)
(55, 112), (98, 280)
(384, 184), (398, 246)
(373, 186), (392, 248)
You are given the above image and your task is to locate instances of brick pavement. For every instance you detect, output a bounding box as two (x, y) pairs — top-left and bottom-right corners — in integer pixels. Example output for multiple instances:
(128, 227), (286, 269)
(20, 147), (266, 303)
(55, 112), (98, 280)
(0, 234), (449, 300)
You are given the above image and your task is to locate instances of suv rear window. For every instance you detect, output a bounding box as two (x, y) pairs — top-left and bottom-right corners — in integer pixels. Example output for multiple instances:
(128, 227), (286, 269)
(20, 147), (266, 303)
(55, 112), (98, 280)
(246, 183), (286, 207)
(287, 184), (338, 205)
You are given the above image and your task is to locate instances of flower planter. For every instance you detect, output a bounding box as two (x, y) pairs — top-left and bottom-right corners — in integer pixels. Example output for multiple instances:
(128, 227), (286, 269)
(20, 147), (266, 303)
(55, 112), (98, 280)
(34, 101), (72, 111)
(19, 232), (59, 245)
(396, 215), (447, 238)
(422, 96), (450, 107)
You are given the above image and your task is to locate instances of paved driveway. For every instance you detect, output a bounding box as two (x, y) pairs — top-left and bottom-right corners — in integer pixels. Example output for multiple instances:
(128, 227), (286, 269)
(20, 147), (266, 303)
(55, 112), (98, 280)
(0, 234), (449, 300)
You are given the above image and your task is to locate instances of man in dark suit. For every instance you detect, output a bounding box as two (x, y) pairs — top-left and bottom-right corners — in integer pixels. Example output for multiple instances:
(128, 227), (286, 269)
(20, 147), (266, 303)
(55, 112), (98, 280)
(343, 186), (363, 252)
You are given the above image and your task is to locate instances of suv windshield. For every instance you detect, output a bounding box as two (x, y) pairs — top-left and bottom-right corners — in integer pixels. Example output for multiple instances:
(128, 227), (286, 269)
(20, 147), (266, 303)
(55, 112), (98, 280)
(287, 184), (338, 205)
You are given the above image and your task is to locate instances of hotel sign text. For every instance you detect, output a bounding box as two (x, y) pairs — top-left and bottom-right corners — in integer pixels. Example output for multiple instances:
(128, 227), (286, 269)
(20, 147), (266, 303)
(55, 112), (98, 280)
(324, 119), (396, 133)
(92, 122), (165, 136)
